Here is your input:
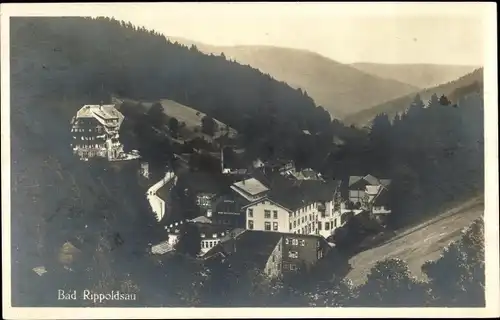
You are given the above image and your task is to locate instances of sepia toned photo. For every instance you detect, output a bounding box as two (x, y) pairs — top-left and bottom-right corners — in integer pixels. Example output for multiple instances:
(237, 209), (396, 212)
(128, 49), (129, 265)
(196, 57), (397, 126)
(1, 2), (498, 319)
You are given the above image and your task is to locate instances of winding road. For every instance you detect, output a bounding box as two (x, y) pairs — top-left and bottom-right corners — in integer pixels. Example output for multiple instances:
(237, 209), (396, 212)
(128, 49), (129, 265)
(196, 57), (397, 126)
(346, 196), (484, 286)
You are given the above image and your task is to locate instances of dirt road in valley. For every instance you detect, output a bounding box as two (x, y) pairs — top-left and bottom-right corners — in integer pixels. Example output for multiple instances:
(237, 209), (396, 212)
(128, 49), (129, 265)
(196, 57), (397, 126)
(346, 196), (484, 287)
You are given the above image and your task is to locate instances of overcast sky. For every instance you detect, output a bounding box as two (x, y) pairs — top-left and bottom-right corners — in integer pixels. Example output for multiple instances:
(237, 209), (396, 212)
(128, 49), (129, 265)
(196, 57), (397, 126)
(104, 3), (487, 66)
(4, 2), (490, 66)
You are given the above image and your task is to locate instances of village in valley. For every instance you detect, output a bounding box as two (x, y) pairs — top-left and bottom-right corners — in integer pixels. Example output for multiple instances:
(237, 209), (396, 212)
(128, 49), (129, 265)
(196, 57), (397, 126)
(8, 11), (488, 309)
(69, 99), (393, 281)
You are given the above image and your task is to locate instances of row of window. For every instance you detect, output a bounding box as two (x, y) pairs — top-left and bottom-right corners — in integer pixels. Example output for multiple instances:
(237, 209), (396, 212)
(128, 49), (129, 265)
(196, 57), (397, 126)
(76, 136), (101, 141)
(317, 220), (339, 231)
(247, 209), (279, 219)
(247, 220), (279, 231)
(201, 240), (219, 249)
(71, 128), (102, 133)
(298, 203), (317, 213)
(283, 263), (297, 271)
(76, 144), (104, 150)
(285, 238), (306, 246)
(79, 151), (99, 158)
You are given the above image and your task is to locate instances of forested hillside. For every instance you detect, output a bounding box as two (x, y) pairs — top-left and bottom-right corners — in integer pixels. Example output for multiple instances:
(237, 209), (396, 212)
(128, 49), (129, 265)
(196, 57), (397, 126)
(167, 37), (420, 119)
(344, 68), (483, 126)
(9, 16), (485, 307)
(9, 16), (329, 306)
(11, 17), (330, 135)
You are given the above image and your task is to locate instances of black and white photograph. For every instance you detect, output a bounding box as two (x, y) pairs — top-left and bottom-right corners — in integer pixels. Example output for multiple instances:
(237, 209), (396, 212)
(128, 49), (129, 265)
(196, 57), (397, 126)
(1, 2), (498, 319)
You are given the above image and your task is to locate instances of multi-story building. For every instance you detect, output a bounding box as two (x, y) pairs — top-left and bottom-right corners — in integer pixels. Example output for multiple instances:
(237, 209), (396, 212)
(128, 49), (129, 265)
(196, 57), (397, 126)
(70, 104), (125, 161)
(164, 219), (234, 255)
(204, 230), (333, 280)
(240, 176), (343, 238)
(347, 174), (391, 207)
(207, 193), (248, 228)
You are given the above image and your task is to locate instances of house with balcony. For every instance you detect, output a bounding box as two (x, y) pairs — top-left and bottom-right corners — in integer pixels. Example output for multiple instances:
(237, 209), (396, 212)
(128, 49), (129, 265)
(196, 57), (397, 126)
(70, 104), (126, 161)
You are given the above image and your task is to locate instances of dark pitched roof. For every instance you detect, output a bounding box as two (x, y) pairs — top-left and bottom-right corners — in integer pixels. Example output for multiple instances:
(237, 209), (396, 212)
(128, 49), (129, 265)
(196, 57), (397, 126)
(204, 230), (331, 269)
(178, 171), (232, 194)
(349, 176), (364, 187)
(166, 221), (232, 237)
(266, 179), (341, 211)
(212, 193), (250, 212)
(372, 187), (390, 206)
(204, 230), (283, 269)
(380, 179), (392, 188)
(363, 174), (380, 186)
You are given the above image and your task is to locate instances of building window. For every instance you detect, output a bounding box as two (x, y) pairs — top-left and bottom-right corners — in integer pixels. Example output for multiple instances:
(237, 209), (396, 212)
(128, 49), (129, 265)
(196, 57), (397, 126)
(288, 251), (298, 259)
(325, 222), (330, 230)
(290, 264), (297, 271)
(289, 223), (292, 230)
(273, 210), (278, 219)
(265, 222), (271, 231)
(248, 209), (253, 218)
(292, 238), (299, 246)
(309, 214), (312, 221)
(264, 210), (271, 219)
(293, 221), (296, 228)
(317, 250), (324, 260)
(273, 222), (278, 231)
(301, 217), (304, 223)
(318, 222), (322, 230)
(248, 220), (254, 230)
(285, 238), (290, 245)
(299, 239), (305, 246)
(334, 219), (337, 228)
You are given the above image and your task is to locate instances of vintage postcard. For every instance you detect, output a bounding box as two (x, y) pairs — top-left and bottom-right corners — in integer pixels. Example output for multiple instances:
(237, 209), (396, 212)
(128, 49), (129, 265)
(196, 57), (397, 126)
(1, 2), (499, 319)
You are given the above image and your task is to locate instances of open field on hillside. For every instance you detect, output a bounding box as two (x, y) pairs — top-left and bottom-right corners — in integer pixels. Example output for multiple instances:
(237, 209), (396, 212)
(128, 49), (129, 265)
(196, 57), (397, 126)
(347, 196), (484, 286)
(114, 96), (237, 142)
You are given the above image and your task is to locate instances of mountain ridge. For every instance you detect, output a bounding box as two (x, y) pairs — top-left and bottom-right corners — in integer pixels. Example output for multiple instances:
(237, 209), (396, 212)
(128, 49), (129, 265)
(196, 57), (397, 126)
(344, 67), (484, 126)
(167, 37), (421, 119)
(350, 62), (481, 89)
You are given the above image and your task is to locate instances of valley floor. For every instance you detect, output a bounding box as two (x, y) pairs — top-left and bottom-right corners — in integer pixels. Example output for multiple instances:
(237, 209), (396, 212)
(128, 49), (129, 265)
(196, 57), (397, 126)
(346, 196), (484, 286)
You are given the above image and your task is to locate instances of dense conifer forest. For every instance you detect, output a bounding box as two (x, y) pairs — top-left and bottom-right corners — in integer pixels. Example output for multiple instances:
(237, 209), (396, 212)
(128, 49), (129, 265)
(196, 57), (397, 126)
(10, 16), (485, 307)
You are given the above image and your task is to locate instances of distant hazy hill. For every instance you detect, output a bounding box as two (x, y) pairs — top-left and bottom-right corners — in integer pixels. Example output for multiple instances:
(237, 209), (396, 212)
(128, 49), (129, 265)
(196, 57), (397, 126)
(168, 37), (420, 119)
(350, 63), (480, 89)
(344, 68), (484, 126)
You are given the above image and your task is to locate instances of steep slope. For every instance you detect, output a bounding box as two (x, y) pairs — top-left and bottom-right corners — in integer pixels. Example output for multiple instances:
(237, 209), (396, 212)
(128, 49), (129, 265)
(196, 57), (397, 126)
(168, 37), (420, 119)
(344, 68), (484, 126)
(350, 63), (480, 89)
(10, 17), (325, 135)
(347, 196), (483, 286)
